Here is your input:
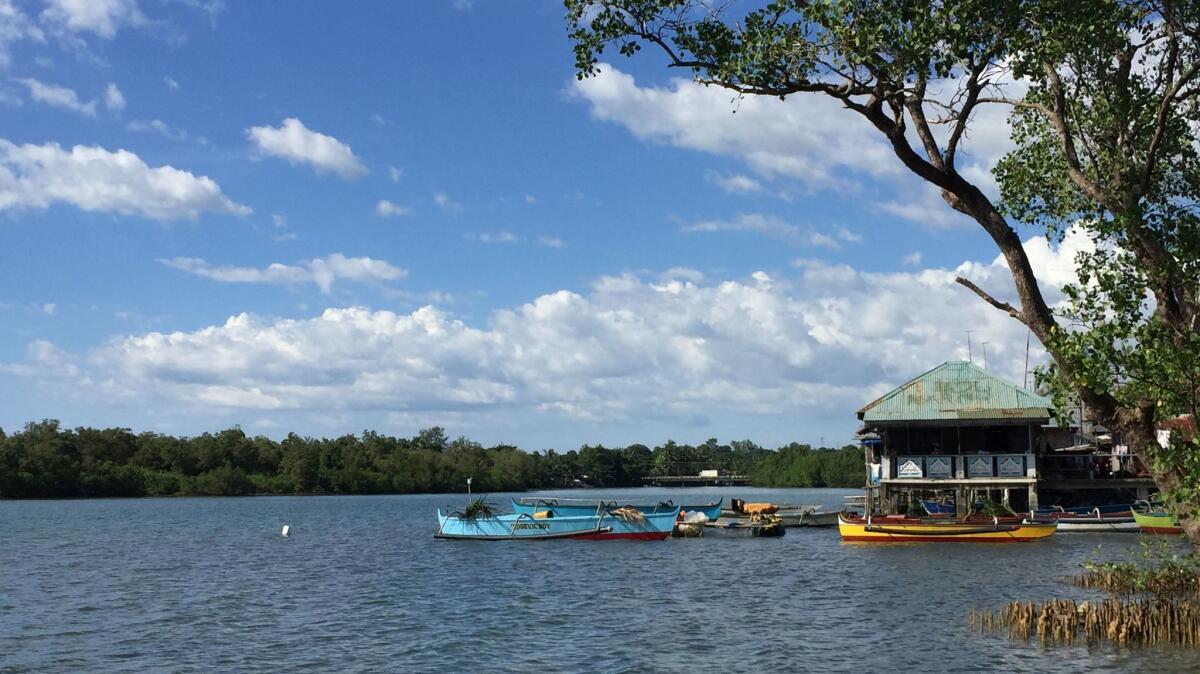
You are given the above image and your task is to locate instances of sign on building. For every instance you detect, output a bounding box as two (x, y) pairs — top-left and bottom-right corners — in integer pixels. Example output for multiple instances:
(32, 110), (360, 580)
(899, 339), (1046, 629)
(926, 456), (952, 478)
(997, 456), (1024, 477)
(897, 459), (923, 478)
(967, 456), (993, 478)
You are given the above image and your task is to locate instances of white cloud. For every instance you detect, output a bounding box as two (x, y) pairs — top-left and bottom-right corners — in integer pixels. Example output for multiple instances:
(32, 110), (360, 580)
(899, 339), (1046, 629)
(388, 164), (403, 182)
(875, 185), (972, 230)
(0, 1), (45, 69)
(571, 65), (891, 190)
(246, 117), (366, 179)
(433, 191), (462, 212)
(0, 139), (250, 220)
(536, 236), (565, 248)
(159, 253), (407, 294)
(103, 82), (123, 110)
(704, 170), (764, 194)
(375, 199), (411, 218)
(524, 194), (537, 204)
(41, 302), (56, 316)
(41, 0), (145, 38)
(126, 118), (196, 143)
(13, 229), (1092, 424)
(903, 251), (922, 266)
(470, 231), (519, 244)
(682, 213), (857, 249)
(17, 77), (95, 116)
(163, 75), (179, 90)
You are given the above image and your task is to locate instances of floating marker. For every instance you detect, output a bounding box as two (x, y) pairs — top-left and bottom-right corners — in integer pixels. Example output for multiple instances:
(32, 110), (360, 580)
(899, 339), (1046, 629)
(281, 525), (290, 537)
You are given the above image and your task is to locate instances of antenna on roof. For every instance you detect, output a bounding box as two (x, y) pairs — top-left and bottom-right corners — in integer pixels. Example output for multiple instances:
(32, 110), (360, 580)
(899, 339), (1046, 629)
(1023, 329), (1032, 389)
(981, 342), (990, 370)
(965, 330), (975, 363)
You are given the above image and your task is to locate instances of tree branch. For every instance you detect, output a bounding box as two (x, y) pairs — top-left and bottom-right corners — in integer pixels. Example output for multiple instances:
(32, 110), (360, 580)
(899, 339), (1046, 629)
(954, 277), (1026, 324)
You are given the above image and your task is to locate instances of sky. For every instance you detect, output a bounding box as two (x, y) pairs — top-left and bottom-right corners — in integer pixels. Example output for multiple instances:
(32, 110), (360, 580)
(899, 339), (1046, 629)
(0, 0), (1089, 450)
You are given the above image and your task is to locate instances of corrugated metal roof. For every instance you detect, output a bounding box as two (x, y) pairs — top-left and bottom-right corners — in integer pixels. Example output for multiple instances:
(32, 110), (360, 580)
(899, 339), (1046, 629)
(858, 361), (1052, 423)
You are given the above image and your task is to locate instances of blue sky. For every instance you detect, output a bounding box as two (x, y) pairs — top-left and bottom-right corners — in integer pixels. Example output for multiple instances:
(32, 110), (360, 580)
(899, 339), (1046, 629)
(0, 1), (1084, 449)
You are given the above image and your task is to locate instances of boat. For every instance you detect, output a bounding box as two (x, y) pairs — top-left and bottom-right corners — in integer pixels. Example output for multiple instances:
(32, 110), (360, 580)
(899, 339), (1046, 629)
(435, 507), (679, 541)
(1039, 511), (1140, 532)
(512, 497), (722, 521)
(1132, 510), (1183, 535)
(791, 508), (843, 527)
(1034, 502), (1140, 517)
(703, 515), (786, 538)
(920, 499), (956, 515)
(837, 513), (1057, 542)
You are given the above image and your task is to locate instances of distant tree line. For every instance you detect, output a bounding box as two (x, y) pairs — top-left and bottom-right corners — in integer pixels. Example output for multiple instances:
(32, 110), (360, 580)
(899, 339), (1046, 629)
(0, 420), (865, 498)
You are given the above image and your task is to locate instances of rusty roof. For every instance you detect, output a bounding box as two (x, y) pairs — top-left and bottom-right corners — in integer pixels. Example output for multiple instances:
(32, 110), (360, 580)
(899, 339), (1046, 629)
(857, 361), (1052, 423)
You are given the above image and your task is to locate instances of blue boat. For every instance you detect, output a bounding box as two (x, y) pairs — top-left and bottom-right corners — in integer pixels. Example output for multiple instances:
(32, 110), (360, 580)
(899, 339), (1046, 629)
(920, 499), (956, 515)
(1034, 502), (1140, 516)
(436, 507), (679, 540)
(511, 497), (721, 521)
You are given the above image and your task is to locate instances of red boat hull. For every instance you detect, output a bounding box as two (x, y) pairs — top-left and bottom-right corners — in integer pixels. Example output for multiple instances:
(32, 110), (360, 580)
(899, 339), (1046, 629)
(1141, 526), (1183, 535)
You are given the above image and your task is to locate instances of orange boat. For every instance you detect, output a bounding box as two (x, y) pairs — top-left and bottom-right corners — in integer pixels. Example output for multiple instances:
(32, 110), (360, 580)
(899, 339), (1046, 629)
(838, 513), (1057, 542)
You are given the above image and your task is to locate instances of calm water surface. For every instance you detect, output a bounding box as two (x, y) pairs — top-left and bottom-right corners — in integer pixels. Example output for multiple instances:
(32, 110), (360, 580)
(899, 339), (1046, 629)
(2, 488), (1198, 672)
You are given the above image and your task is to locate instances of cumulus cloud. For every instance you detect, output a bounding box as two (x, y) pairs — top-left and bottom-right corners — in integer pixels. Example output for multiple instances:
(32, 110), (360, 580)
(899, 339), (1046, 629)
(375, 199), (410, 217)
(103, 82), (123, 110)
(682, 213), (859, 249)
(0, 139), (250, 220)
(571, 65), (890, 190)
(159, 253), (407, 294)
(41, 0), (145, 38)
(17, 77), (95, 115)
(246, 117), (366, 179)
(12, 229), (1093, 424)
(0, 1), (46, 69)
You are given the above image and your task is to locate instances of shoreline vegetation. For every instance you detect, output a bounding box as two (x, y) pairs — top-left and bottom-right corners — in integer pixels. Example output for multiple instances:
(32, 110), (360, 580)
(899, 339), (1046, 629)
(0, 420), (863, 499)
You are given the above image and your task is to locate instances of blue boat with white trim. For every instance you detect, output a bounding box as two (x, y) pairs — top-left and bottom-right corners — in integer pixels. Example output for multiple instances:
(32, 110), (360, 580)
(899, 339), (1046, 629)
(436, 507), (679, 541)
(511, 497), (721, 522)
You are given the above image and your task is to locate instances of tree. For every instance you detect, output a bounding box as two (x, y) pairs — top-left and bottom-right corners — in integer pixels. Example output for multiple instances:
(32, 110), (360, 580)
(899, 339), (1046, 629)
(566, 0), (1200, 546)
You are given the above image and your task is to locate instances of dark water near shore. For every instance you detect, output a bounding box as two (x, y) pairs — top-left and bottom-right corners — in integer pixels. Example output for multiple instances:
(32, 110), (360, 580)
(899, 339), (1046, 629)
(2, 488), (1198, 672)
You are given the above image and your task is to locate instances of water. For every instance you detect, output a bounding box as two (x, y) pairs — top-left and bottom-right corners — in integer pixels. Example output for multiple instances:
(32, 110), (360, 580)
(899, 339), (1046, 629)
(1, 488), (1197, 673)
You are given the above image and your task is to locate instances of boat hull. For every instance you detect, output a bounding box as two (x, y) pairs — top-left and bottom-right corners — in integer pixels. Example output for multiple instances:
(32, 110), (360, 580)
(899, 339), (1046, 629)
(1132, 511), (1182, 535)
(436, 508), (678, 541)
(512, 498), (721, 521)
(837, 514), (1057, 542)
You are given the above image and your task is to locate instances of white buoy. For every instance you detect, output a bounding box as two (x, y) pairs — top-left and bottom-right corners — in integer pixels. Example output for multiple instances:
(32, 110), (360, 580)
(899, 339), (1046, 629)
(281, 524), (290, 537)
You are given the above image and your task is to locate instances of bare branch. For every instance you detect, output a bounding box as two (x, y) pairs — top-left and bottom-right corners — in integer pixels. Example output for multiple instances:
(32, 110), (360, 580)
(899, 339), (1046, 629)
(955, 277), (1027, 324)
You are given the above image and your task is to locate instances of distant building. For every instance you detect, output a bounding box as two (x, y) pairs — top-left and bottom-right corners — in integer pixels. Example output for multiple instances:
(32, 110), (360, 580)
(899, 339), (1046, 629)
(856, 361), (1154, 515)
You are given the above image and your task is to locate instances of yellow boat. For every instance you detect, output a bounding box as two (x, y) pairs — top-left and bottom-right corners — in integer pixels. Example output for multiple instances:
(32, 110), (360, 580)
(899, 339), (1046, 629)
(837, 513), (1057, 542)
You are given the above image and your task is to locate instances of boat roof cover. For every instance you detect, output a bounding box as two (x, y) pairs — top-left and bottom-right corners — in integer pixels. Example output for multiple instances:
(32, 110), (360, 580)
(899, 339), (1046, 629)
(857, 361), (1052, 423)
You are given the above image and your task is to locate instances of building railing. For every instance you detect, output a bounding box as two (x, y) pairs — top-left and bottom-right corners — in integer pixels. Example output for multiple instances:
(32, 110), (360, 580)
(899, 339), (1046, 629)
(884, 453), (1036, 480)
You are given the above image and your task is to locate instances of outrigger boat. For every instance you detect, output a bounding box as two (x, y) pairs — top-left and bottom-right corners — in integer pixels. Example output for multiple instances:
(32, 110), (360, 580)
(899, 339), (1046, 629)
(837, 513), (1057, 542)
(703, 515), (786, 538)
(1034, 502), (1140, 517)
(512, 497), (722, 522)
(1133, 510), (1183, 535)
(1037, 511), (1140, 532)
(436, 507), (678, 541)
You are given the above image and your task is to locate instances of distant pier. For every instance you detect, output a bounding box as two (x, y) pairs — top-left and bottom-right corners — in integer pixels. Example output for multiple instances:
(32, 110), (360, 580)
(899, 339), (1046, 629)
(641, 475), (750, 487)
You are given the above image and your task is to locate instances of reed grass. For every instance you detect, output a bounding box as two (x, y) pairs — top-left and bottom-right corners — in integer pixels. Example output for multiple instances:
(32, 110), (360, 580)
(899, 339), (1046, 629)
(970, 598), (1200, 647)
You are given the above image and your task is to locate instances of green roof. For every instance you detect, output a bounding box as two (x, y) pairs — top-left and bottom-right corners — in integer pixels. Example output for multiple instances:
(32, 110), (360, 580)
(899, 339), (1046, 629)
(857, 361), (1052, 423)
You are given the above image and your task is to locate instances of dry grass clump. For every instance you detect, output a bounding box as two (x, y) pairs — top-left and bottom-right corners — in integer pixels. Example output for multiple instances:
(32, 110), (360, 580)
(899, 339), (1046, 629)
(971, 598), (1200, 647)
